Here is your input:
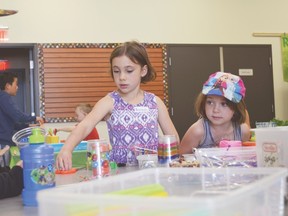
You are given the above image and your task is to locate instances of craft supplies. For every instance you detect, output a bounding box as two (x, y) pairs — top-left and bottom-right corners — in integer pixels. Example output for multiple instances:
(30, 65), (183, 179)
(169, 154), (200, 168)
(157, 135), (179, 166)
(87, 139), (111, 178)
(196, 146), (257, 168)
(45, 128), (59, 144)
(125, 143), (158, 167)
(219, 140), (242, 148)
(136, 154), (158, 169)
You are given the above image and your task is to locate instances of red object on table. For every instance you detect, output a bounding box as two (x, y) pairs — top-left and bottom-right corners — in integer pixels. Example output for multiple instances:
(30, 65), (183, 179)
(242, 141), (256, 147)
(55, 168), (77, 174)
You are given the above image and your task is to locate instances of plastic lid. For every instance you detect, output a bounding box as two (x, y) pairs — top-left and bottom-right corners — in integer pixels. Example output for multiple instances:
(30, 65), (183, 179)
(29, 128), (45, 144)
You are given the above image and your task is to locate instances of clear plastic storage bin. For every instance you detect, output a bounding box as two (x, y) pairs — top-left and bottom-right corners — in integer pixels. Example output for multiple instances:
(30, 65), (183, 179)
(38, 167), (287, 216)
(196, 146), (257, 168)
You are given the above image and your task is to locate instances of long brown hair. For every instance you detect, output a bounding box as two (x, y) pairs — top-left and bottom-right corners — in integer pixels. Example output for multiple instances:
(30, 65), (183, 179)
(109, 41), (156, 83)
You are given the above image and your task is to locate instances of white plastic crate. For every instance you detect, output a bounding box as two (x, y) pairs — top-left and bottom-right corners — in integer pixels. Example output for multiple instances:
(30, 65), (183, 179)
(38, 167), (287, 216)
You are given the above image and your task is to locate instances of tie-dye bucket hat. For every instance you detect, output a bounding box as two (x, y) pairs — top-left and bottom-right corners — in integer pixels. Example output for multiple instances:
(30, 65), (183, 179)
(202, 72), (246, 103)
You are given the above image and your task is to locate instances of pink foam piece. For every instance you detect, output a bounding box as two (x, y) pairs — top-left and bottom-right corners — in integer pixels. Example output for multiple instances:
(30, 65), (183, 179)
(219, 140), (242, 148)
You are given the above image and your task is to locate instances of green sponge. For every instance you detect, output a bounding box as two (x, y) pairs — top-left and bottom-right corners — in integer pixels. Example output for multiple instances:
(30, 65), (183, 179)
(109, 184), (168, 197)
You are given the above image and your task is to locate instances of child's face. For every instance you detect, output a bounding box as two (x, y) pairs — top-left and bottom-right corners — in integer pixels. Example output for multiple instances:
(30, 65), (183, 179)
(75, 107), (86, 122)
(5, 77), (18, 96)
(205, 95), (235, 125)
(111, 55), (147, 94)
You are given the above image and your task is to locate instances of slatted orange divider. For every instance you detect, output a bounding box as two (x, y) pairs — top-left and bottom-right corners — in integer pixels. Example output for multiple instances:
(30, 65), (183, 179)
(38, 44), (168, 123)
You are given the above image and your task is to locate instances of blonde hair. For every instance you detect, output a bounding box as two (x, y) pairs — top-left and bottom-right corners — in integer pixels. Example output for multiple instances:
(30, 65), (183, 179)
(76, 103), (93, 114)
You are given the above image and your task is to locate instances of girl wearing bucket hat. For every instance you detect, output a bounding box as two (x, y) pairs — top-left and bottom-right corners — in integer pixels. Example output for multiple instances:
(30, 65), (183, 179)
(179, 72), (251, 154)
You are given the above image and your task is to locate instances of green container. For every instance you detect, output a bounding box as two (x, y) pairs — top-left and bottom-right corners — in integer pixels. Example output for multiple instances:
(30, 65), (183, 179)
(10, 145), (87, 168)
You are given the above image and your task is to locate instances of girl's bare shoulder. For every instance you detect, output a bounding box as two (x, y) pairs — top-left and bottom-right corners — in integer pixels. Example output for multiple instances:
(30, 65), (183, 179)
(182, 118), (205, 143)
(190, 118), (205, 137)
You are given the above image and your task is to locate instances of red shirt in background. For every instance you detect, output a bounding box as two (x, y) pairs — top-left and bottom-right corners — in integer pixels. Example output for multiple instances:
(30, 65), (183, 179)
(84, 128), (100, 141)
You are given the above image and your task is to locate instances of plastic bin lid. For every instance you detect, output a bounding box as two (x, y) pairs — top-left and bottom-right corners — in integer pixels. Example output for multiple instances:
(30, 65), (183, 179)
(12, 127), (46, 148)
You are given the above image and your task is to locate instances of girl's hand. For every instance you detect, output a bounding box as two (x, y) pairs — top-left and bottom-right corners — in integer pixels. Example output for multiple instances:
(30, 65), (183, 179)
(36, 116), (45, 125)
(56, 149), (73, 171)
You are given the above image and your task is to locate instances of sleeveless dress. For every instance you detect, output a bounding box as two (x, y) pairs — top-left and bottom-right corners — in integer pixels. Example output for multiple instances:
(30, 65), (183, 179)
(198, 119), (242, 148)
(106, 91), (159, 164)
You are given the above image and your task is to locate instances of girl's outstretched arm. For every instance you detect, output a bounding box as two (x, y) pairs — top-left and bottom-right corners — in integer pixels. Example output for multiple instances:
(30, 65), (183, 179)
(55, 126), (75, 133)
(56, 95), (113, 170)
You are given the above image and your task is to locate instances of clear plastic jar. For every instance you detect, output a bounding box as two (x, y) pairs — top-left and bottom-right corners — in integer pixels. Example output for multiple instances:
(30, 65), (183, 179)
(87, 139), (110, 178)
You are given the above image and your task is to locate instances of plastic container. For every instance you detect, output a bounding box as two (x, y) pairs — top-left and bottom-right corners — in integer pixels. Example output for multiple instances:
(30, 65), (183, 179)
(255, 121), (277, 128)
(253, 126), (288, 167)
(20, 128), (55, 206)
(12, 127), (46, 148)
(87, 139), (110, 178)
(158, 135), (179, 166)
(45, 135), (59, 144)
(37, 167), (287, 216)
(52, 141), (87, 153)
(54, 141), (88, 168)
(10, 141), (88, 168)
(219, 140), (242, 148)
(126, 143), (158, 166)
(196, 146), (257, 168)
(136, 154), (158, 169)
(169, 154), (200, 168)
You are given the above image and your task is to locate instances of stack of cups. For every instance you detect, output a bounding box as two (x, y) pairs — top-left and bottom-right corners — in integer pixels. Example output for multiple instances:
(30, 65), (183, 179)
(157, 135), (179, 167)
(87, 139), (110, 178)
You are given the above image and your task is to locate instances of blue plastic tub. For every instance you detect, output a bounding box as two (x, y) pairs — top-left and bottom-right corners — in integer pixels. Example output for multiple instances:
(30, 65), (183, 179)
(52, 141), (87, 153)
